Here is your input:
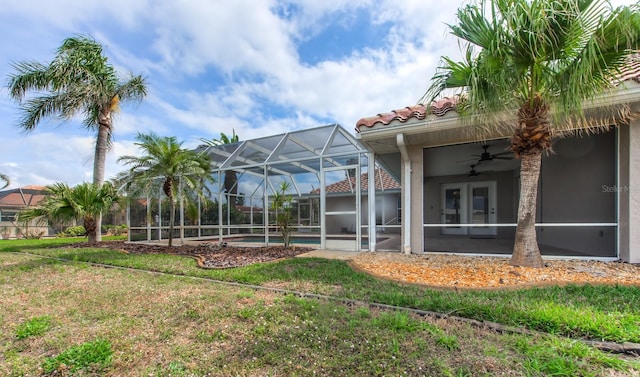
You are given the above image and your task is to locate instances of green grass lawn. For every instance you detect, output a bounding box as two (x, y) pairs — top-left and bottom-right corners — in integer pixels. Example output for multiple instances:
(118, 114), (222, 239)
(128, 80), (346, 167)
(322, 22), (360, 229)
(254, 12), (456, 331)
(1, 238), (639, 376)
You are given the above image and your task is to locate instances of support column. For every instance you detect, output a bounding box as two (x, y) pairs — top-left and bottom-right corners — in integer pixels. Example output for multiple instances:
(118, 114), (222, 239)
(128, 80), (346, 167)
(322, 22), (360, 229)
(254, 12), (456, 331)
(407, 145), (424, 254)
(158, 198), (162, 242)
(178, 180), (184, 245)
(320, 158), (326, 250)
(619, 120), (640, 263)
(218, 170), (223, 243)
(368, 153), (377, 252)
(128, 202), (133, 242)
(397, 134), (412, 254)
(145, 196), (150, 242)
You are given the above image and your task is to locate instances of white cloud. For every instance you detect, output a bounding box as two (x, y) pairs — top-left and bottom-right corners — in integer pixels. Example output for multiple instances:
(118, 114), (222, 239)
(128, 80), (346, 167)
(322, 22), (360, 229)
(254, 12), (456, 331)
(0, 0), (150, 31)
(145, 0), (297, 77)
(1, 0), (558, 191)
(0, 132), (143, 189)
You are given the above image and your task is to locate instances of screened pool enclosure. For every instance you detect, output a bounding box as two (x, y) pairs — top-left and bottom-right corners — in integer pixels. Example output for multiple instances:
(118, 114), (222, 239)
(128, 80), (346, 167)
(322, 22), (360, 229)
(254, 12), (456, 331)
(126, 124), (402, 251)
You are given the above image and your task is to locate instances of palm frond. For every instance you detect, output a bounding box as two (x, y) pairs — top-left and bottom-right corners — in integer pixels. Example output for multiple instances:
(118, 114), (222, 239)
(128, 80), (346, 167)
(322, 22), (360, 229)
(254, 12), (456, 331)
(117, 132), (215, 205)
(7, 61), (50, 100)
(422, 0), (640, 137)
(116, 75), (148, 103)
(449, 2), (499, 50)
(18, 95), (71, 132)
(20, 182), (120, 228)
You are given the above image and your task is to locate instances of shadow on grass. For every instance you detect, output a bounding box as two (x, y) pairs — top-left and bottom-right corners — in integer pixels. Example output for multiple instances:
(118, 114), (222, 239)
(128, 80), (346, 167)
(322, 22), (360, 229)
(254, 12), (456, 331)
(0, 248), (132, 274)
(0, 238), (84, 253)
(0, 255), (63, 273)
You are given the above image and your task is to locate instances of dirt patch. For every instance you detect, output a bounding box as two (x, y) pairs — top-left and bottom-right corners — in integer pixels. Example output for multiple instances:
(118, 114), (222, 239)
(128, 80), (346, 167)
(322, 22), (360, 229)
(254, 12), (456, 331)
(68, 240), (313, 268)
(352, 252), (640, 289)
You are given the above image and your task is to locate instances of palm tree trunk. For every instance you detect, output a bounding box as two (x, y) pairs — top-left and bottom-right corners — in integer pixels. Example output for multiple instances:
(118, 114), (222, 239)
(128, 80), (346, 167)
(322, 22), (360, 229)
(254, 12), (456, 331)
(93, 117), (111, 243)
(84, 216), (98, 244)
(510, 151), (544, 267)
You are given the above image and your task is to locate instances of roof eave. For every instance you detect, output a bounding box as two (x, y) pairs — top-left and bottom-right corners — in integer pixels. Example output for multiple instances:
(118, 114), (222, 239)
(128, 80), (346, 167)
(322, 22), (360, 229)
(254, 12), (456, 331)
(356, 83), (640, 153)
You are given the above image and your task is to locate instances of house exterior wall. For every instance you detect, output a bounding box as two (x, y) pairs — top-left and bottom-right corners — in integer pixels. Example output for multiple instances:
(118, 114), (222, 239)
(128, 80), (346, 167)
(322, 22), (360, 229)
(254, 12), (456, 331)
(323, 194), (400, 235)
(0, 219), (49, 239)
(325, 196), (357, 234)
(631, 120), (640, 263)
(375, 193), (401, 233)
(619, 119), (640, 263)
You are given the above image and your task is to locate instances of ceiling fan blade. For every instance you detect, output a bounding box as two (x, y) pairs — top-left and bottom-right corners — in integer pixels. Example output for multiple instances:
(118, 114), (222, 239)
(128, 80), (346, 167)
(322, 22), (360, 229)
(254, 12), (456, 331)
(493, 156), (513, 160)
(492, 151), (512, 157)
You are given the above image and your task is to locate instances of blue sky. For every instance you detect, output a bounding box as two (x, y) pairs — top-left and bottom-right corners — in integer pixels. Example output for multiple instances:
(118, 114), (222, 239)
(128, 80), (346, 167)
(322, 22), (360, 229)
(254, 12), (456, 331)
(0, 0), (634, 189)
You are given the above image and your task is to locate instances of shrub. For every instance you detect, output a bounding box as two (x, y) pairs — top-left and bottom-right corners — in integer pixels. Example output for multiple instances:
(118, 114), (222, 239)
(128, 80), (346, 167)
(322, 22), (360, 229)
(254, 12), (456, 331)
(56, 225), (86, 238)
(102, 224), (128, 236)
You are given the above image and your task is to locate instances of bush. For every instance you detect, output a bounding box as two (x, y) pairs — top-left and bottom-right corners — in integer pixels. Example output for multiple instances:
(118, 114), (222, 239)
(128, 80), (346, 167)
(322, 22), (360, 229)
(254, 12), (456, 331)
(102, 224), (128, 236)
(56, 225), (86, 238)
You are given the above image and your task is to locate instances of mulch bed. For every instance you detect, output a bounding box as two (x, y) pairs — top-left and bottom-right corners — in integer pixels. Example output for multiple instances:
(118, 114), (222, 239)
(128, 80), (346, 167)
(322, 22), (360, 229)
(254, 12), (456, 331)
(352, 252), (640, 289)
(68, 240), (313, 269)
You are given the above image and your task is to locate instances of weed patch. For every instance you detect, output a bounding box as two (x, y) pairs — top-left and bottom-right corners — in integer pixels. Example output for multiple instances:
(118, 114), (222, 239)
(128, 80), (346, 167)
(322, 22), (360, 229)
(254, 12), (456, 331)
(15, 315), (51, 339)
(42, 339), (113, 374)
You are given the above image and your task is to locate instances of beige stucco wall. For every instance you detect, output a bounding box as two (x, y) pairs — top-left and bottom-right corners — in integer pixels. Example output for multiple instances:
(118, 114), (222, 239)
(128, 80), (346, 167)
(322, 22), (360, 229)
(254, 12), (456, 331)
(619, 119), (640, 263)
(407, 145), (424, 254)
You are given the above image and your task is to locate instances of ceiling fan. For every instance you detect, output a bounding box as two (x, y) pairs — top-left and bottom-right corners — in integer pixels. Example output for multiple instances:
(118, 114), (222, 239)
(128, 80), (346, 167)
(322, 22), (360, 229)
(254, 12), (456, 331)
(457, 144), (514, 165)
(475, 145), (513, 164)
(467, 164), (481, 177)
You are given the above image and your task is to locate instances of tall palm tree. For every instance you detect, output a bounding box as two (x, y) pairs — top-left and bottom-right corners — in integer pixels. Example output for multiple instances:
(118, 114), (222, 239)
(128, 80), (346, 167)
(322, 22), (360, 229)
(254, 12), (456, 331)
(7, 35), (148, 242)
(18, 182), (120, 244)
(422, 0), (640, 267)
(118, 132), (214, 246)
(199, 130), (240, 208)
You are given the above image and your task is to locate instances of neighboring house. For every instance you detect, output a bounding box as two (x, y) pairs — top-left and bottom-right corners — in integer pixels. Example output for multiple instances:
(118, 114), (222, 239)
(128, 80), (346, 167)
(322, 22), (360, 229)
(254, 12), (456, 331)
(0, 185), (126, 239)
(0, 185), (48, 238)
(311, 167), (401, 237)
(355, 62), (640, 262)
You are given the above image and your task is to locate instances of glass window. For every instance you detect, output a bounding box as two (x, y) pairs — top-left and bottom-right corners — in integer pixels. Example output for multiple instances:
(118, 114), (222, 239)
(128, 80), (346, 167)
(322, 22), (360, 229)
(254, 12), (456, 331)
(0, 211), (17, 222)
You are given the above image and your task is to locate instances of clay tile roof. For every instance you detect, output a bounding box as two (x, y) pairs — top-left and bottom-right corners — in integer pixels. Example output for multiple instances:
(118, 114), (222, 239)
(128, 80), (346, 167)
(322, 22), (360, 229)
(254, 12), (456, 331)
(356, 56), (640, 132)
(22, 185), (47, 190)
(312, 168), (400, 194)
(355, 97), (458, 131)
(617, 55), (640, 84)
